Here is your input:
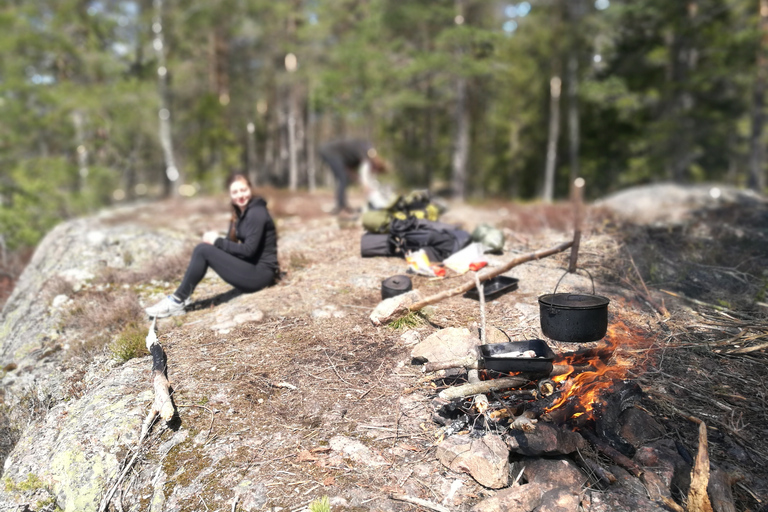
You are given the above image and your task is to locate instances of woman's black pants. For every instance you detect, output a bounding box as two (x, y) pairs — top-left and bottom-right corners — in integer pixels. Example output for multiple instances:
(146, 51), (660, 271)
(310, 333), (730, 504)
(174, 243), (275, 301)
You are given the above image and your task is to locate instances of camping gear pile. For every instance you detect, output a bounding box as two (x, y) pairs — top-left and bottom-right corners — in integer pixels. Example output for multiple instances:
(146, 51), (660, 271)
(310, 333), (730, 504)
(360, 190), (505, 278)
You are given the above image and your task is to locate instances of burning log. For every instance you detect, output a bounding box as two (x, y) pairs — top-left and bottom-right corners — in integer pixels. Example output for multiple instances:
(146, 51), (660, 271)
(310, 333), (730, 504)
(372, 240), (574, 325)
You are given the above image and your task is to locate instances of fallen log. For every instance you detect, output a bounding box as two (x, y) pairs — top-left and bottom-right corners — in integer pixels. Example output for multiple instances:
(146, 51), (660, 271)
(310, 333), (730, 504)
(373, 240), (574, 325)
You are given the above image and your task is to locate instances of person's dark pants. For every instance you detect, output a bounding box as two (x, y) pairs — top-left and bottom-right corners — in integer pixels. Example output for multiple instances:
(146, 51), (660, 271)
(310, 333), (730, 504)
(320, 150), (349, 210)
(174, 243), (276, 301)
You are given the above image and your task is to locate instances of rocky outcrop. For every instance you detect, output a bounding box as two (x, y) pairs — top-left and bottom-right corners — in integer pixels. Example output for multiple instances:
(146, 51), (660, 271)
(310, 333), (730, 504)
(0, 211), (190, 511)
(1, 213), (188, 404)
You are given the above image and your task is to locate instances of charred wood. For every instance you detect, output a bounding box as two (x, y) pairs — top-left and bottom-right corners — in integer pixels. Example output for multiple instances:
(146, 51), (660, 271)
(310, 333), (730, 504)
(578, 428), (644, 477)
(708, 468), (740, 512)
(578, 457), (617, 489)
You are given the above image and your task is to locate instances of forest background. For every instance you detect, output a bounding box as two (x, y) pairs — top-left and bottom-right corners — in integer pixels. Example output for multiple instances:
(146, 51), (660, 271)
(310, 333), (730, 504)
(1, 0), (767, 260)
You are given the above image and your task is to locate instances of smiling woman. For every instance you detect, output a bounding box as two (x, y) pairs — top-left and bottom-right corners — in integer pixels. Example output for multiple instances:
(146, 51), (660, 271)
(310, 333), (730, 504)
(144, 173), (280, 318)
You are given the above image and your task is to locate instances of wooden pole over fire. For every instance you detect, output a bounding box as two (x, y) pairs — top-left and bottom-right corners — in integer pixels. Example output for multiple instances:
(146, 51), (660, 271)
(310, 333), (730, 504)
(371, 240), (573, 325)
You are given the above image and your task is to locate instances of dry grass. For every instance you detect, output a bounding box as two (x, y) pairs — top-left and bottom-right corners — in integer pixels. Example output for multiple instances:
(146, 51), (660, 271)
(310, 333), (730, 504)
(63, 289), (146, 361)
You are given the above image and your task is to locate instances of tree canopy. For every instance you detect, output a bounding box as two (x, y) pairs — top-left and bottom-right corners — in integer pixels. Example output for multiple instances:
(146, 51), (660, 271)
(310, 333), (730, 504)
(0, 0), (765, 249)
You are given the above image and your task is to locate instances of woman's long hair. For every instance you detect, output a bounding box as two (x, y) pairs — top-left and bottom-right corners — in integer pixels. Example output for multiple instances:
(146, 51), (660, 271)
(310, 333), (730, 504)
(226, 173), (254, 241)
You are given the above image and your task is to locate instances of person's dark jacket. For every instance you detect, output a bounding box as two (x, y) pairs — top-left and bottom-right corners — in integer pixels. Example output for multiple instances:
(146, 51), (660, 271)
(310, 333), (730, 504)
(214, 197), (278, 270)
(319, 138), (372, 169)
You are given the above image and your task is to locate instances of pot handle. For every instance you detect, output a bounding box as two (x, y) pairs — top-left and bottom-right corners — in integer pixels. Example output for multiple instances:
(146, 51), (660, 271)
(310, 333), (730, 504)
(553, 267), (595, 295)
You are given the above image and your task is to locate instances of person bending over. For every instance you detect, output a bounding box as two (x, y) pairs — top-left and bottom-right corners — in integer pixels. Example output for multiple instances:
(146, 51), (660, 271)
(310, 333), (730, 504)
(145, 173), (279, 318)
(319, 138), (386, 214)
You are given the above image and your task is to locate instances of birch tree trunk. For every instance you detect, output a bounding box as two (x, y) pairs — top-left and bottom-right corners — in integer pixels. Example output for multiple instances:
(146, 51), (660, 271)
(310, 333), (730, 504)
(565, 0), (583, 184)
(153, 0), (180, 197)
(452, 76), (469, 200)
(543, 73), (561, 203)
(567, 54), (579, 184)
(72, 110), (88, 192)
(246, 121), (257, 186)
(287, 92), (299, 191)
(451, 0), (469, 200)
(542, 0), (563, 203)
(749, 0), (768, 192)
(307, 86), (317, 192)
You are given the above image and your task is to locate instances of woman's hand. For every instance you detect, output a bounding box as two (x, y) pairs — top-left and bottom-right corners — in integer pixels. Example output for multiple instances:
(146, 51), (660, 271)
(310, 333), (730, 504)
(202, 231), (220, 245)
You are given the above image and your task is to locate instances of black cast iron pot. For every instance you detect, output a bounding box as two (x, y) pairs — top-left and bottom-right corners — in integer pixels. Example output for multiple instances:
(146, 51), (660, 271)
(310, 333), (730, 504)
(538, 269), (610, 342)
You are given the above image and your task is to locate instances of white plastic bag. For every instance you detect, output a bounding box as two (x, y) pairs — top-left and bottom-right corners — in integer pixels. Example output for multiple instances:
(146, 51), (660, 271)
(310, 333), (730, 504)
(443, 242), (489, 274)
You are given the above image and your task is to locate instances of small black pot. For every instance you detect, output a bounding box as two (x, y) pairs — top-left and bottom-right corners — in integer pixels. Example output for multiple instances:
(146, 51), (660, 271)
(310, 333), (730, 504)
(538, 293), (610, 342)
(381, 275), (413, 300)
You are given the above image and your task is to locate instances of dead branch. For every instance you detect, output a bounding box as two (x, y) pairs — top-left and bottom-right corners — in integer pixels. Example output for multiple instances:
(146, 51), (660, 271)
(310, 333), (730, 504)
(375, 240), (574, 325)
(438, 376), (529, 400)
(727, 340), (768, 354)
(389, 493), (451, 512)
(687, 416), (714, 512)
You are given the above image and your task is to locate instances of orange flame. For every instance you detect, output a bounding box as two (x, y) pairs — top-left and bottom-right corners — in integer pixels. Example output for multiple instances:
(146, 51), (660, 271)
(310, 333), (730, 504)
(544, 320), (653, 422)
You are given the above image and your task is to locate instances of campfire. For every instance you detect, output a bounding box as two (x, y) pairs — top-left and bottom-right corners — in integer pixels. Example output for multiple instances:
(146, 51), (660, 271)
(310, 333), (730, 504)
(427, 321), (664, 485)
(433, 321), (649, 426)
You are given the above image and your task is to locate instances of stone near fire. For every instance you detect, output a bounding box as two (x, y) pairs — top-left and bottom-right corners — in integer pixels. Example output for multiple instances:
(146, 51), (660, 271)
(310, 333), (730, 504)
(505, 423), (587, 456)
(609, 464), (649, 496)
(469, 324), (510, 345)
(469, 482), (544, 512)
(519, 457), (588, 492)
(588, 489), (670, 512)
(640, 470), (675, 503)
(536, 486), (582, 512)
(410, 327), (478, 364)
(634, 439), (692, 500)
(436, 433), (510, 489)
(369, 289), (424, 326)
(619, 407), (666, 448)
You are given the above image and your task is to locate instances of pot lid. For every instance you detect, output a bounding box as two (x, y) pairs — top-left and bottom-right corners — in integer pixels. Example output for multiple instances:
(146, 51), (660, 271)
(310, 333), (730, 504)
(538, 293), (610, 309)
(382, 275), (412, 292)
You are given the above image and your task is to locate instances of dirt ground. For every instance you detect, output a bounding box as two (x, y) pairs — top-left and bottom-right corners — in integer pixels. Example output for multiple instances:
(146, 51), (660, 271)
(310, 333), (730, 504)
(27, 186), (768, 510)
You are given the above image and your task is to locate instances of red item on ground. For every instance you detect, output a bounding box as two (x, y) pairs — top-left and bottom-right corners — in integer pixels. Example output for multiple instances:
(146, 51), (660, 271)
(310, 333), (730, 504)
(469, 261), (488, 271)
(431, 265), (446, 277)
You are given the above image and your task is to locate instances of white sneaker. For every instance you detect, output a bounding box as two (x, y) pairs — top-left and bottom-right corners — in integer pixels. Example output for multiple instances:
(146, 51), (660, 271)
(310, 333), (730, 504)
(145, 295), (186, 318)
